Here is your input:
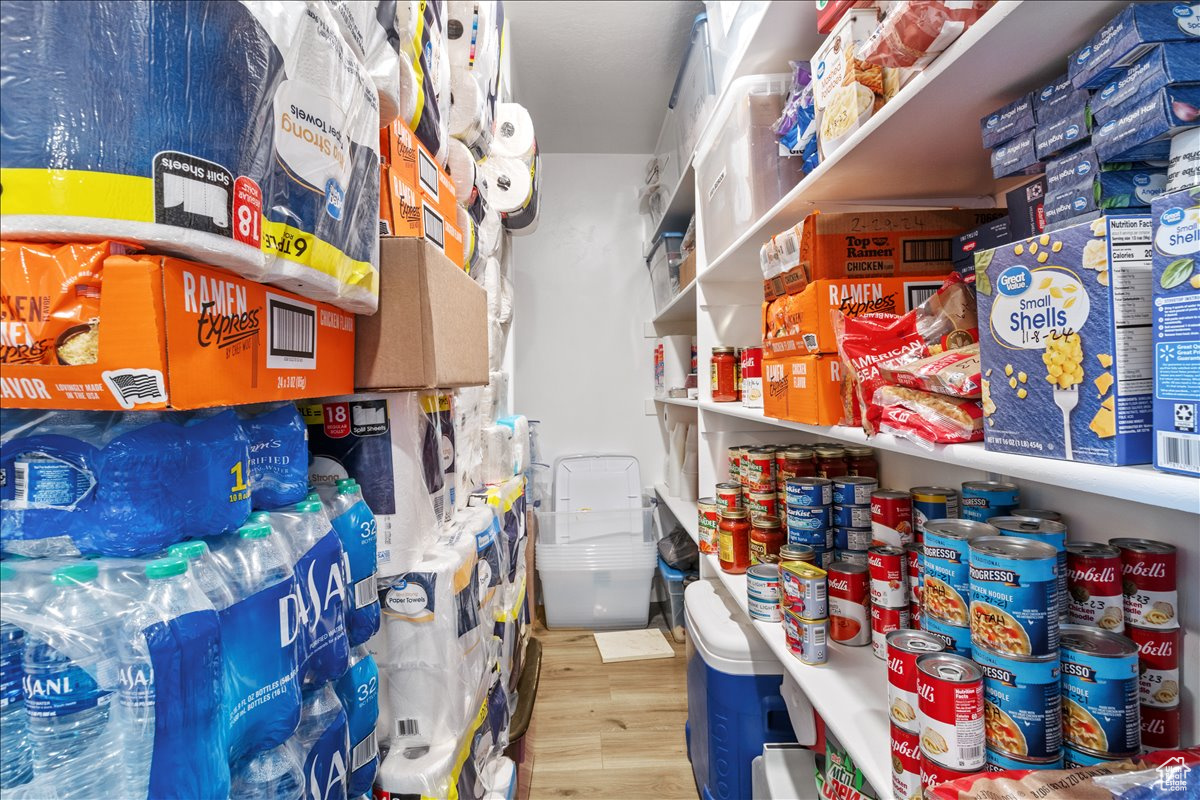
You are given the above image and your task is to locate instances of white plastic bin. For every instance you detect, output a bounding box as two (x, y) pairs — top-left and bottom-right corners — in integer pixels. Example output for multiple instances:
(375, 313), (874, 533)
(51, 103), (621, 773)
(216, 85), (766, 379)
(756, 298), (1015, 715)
(672, 13), (716, 170)
(695, 73), (806, 261)
(648, 232), (685, 311)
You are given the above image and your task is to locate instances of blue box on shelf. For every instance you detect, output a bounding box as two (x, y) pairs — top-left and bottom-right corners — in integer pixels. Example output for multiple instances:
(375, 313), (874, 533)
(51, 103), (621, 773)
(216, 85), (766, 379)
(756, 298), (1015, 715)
(1006, 176), (1048, 239)
(1035, 104), (1092, 160)
(1033, 74), (1091, 124)
(1069, 2), (1200, 90)
(1094, 84), (1200, 161)
(1044, 185), (1098, 228)
(1092, 42), (1200, 124)
(981, 93), (1036, 149)
(991, 129), (1042, 179)
(1098, 168), (1170, 208)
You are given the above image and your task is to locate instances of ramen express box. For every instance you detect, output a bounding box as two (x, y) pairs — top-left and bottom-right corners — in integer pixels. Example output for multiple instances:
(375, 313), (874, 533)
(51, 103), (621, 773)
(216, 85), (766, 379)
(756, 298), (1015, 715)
(762, 355), (844, 426)
(975, 216), (1154, 465)
(379, 117), (464, 268)
(1151, 187), (1200, 477)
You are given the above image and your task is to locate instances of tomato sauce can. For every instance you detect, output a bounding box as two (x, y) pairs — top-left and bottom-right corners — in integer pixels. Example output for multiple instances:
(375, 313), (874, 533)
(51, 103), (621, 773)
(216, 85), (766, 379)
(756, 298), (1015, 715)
(785, 477), (832, 508)
(746, 564), (782, 622)
(744, 446), (778, 493)
(871, 490), (914, 547)
(1110, 538), (1178, 630)
(910, 486), (960, 540)
(922, 520), (997, 628)
(921, 757), (975, 796)
(833, 548), (868, 567)
(891, 724), (922, 800)
(968, 536), (1060, 659)
(697, 498), (720, 556)
(833, 504), (872, 529)
(834, 526), (872, 551)
(746, 490), (779, 520)
(1140, 703), (1180, 749)
(871, 602), (911, 659)
(779, 561), (827, 619)
(869, 545), (908, 609)
(1061, 625), (1140, 757)
(916, 652), (985, 771)
(1128, 625), (1180, 708)
(728, 446), (746, 483)
(921, 614), (972, 658)
(828, 561), (870, 646)
(715, 482), (742, 512)
(992, 517), (1068, 621)
(832, 475), (878, 506)
(960, 480), (1019, 522)
(1065, 542), (1124, 632)
(888, 630), (946, 733)
(972, 646), (1062, 760)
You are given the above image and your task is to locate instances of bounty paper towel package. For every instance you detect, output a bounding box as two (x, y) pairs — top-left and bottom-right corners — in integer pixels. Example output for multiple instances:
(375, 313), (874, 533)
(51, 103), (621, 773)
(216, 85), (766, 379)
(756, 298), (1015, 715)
(0, 1), (381, 313)
(303, 393), (440, 575)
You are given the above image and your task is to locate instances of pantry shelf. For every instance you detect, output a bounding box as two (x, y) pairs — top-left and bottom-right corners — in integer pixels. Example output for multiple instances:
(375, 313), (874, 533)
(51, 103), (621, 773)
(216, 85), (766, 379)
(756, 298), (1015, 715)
(699, 0), (1127, 283)
(655, 396), (698, 408)
(705, 554), (891, 795)
(650, 161), (696, 247)
(653, 277), (698, 324)
(698, 401), (1200, 515)
(655, 482), (699, 542)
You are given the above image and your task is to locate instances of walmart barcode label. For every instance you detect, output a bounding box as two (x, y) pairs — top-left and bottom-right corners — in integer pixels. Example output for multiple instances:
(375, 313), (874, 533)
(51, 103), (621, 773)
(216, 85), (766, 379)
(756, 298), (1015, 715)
(355, 576), (377, 609)
(352, 731), (378, 771)
(1158, 432), (1200, 473)
(265, 293), (317, 370)
(395, 719), (420, 738)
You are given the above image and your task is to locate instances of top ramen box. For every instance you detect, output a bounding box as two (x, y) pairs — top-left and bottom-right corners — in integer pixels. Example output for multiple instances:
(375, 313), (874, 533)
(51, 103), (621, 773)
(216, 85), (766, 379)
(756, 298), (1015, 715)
(1151, 186), (1200, 477)
(975, 216), (1154, 465)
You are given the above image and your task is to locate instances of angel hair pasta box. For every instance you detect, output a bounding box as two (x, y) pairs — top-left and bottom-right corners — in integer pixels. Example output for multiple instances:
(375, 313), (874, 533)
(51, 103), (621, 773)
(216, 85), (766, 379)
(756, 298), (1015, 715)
(974, 215), (1154, 465)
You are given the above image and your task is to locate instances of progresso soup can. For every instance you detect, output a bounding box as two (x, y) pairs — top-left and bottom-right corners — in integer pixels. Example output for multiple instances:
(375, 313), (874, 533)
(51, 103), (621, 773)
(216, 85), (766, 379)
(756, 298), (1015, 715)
(991, 516), (1068, 621)
(969, 536), (1060, 659)
(1060, 625), (1140, 757)
(922, 520), (997, 628)
(985, 749), (1063, 771)
(960, 481), (1019, 522)
(973, 646), (1062, 761)
(922, 614), (972, 657)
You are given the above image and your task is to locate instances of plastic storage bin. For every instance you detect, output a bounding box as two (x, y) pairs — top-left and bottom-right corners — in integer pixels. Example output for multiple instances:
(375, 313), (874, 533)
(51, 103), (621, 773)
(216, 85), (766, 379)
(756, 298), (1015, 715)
(657, 556), (691, 642)
(672, 13), (716, 170)
(695, 74), (806, 262)
(647, 232), (685, 311)
(685, 580), (796, 800)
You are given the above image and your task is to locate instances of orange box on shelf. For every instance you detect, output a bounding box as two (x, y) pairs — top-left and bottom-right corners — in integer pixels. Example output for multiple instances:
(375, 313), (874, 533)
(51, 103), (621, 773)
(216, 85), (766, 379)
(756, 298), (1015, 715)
(0, 249), (354, 410)
(764, 358), (791, 420)
(763, 274), (946, 357)
(785, 354), (845, 426)
(380, 116), (458, 225)
(381, 165), (465, 269)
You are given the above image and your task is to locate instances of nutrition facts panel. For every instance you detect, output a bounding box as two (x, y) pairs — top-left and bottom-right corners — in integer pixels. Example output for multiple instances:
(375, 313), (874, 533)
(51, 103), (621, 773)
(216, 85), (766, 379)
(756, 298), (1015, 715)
(1111, 223), (1153, 397)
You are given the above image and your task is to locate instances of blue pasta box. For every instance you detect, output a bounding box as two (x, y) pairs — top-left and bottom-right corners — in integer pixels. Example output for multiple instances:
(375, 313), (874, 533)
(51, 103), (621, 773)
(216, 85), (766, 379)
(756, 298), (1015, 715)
(1069, 2), (1200, 90)
(1045, 207), (1152, 234)
(991, 129), (1042, 180)
(1035, 105), (1092, 160)
(1046, 145), (1170, 194)
(1033, 74), (1091, 124)
(1098, 168), (1170, 207)
(1091, 42), (1200, 124)
(1043, 185), (1098, 228)
(1094, 84), (1200, 161)
(975, 215), (1154, 465)
(1151, 185), (1200, 476)
(954, 217), (1012, 285)
(981, 93), (1036, 149)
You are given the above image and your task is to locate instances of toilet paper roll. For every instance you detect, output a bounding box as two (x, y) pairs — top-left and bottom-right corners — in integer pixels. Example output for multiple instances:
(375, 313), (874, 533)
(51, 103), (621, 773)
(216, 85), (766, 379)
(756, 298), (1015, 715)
(394, 0), (421, 55)
(446, 1), (495, 71)
(488, 316), (506, 372)
(397, 53), (419, 129)
(447, 138), (477, 204)
(476, 205), (502, 258)
(488, 370), (510, 422)
(483, 425), (514, 484)
(497, 415), (530, 476)
(1167, 128), (1200, 192)
(477, 157), (532, 214)
(449, 70), (492, 150)
(497, 274), (513, 325)
(458, 204), (480, 273)
(480, 256), (502, 317)
(500, 152), (539, 234)
(491, 103), (536, 163)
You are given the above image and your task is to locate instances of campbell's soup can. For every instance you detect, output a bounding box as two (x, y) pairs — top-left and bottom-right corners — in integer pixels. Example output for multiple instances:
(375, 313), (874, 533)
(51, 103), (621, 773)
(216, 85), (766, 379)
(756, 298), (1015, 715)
(871, 603), (910, 659)
(973, 646), (1062, 760)
(1065, 542), (1124, 632)
(917, 653), (985, 771)
(910, 601), (922, 630)
(992, 516), (1068, 621)
(828, 561), (870, 646)
(960, 481), (1019, 522)
(697, 498), (720, 555)
(1110, 538), (1178, 630)
(910, 486), (959, 540)
(871, 490), (913, 547)
(907, 543), (923, 607)
(968, 536), (1060, 659)
(744, 447), (778, 493)
(785, 477), (832, 507)
(1140, 703), (1180, 749)
(715, 482), (742, 512)
(891, 724), (921, 800)
(832, 475), (877, 506)
(887, 630), (946, 733)
(922, 520), (996, 628)
(1129, 625), (1180, 708)
(920, 756), (975, 796)
(1061, 625), (1140, 757)
(740, 347), (764, 408)
(869, 545), (908, 608)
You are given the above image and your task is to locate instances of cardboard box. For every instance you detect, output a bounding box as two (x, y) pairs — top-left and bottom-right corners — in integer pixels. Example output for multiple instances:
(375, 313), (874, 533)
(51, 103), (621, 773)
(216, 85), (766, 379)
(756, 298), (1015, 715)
(1151, 187), (1200, 477)
(1069, 2), (1200, 90)
(1006, 176), (1048, 239)
(355, 237), (487, 391)
(764, 275), (945, 357)
(975, 215), (1153, 465)
(381, 116), (458, 221)
(379, 116), (464, 268)
(0, 250), (354, 410)
(678, 251), (697, 289)
(980, 93), (1036, 149)
(785, 354), (845, 426)
(764, 358), (790, 420)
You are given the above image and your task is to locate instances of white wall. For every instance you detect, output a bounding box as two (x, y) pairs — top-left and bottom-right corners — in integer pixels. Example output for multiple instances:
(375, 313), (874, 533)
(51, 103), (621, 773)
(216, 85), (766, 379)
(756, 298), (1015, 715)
(512, 153), (663, 487)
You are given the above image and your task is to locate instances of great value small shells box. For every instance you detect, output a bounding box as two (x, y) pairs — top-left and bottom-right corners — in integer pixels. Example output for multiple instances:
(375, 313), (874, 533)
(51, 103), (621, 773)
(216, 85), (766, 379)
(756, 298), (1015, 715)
(1151, 186), (1200, 476)
(975, 216), (1154, 465)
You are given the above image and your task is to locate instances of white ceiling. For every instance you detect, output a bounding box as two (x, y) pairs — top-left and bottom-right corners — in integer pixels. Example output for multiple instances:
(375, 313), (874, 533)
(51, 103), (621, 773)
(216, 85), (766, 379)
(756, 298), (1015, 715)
(504, 0), (705, 155)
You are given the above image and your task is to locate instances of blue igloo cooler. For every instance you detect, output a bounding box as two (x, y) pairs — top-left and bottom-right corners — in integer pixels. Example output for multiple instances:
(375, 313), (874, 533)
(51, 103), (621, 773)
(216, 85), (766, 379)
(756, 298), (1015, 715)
(685, 579), (795, 800)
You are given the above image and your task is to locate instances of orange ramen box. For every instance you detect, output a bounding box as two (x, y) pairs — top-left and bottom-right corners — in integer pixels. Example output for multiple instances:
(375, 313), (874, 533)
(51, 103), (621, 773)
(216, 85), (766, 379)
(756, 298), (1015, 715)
(380, 165), (465, 268)
(764, 355), (847, 426)
(0, 242), (354, 410)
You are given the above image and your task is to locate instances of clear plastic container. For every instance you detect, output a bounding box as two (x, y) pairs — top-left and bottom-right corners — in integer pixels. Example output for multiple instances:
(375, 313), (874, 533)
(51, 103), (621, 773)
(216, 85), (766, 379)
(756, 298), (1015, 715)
(535, 507), (656, 547)
(672, 13), (716, 169)
(657, 557), (689, 643)
(654, 107), (684, 197)
(647, 233), (685, 311)
(695, 73), (806, 261)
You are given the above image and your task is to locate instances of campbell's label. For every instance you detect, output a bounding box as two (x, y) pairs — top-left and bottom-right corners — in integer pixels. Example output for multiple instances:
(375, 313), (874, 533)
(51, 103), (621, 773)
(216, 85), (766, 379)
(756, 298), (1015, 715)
(1117, 546), (1179, 629)
(891, 726), (922, 800)
(1129, 626), (1181, 708)
(870, 547), (909, 608)
(888, 635), (945, 733)
(829, 573), (870, 647)
(1066, 552), (1124, 632)
(872, 604), (910, 659)
(1140, 704), (1181, 749)
(917, 662), (984, 770)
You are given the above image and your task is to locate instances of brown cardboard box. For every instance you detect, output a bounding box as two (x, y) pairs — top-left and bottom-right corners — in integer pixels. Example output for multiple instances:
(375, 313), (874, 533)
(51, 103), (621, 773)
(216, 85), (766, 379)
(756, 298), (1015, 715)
(677, 251), (697, 289)
(355, 238), (487, 390)
(381, 166), (466, 268)
(785, 354), (845, 426)
(763, 358), (791, 420)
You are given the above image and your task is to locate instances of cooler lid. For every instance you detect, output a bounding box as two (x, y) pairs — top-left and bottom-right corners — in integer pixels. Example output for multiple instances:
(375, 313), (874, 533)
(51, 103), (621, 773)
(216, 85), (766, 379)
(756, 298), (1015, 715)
(552, 454), (642, 513)
(684, 578), (782, 675)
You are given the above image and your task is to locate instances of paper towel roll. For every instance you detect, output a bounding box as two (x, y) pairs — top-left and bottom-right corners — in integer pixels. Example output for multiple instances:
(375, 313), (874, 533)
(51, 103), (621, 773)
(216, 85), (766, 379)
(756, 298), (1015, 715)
(487, 370), (510, 422)
(491, 103), (536, 162)
(496, 415), (529, 476)
(449, 70), (492, 149)
(458, 204), (480, 273)
(488, 316), (506, 372)
(497, 274), (513, 325)
(500, 152), (539, 234)
(483, 425), (514, 484)
(480, 256), (502, 318)
(447, 138), (477, 204)
(396, 50), (419, 125)
(476, 205), (502, 258)
(477, 157), (532, 214)
(446, 1), (495, 71)
(1167, 128), (1200, 192)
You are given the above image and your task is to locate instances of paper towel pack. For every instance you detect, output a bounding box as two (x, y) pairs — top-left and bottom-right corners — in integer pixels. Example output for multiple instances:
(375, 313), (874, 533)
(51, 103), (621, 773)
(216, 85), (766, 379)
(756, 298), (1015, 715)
(325, 0), (404, 127)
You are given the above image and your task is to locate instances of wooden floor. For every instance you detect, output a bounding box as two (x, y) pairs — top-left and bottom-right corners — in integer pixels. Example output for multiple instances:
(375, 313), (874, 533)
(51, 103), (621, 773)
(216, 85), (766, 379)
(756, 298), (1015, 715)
(527, 620), (699, 799)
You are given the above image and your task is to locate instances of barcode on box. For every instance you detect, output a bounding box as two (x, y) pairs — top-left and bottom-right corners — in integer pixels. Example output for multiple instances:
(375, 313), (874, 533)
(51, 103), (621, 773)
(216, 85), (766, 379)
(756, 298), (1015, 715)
(906, 283), (942, 311)
(903, 238), (952, 264)
(1158, 432), (1200, 472)
(13, 462), (28, 504)
(418, 149), (439, 200)
(395, 719), (420, 738)
(423, 205), (445, 249)
(355, 576), (377, 610)
(265, 293), (317, 370)
(352, 730), (378, 772)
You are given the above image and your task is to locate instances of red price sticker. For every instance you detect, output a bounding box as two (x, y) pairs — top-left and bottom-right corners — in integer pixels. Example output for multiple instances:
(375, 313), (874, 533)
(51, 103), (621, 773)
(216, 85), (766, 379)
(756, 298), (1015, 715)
(233, 176), (263, 248)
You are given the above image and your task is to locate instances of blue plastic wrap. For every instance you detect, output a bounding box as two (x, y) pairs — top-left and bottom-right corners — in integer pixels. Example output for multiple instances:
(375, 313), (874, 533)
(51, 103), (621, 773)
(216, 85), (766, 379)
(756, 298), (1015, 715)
(239, 404), (310, 511)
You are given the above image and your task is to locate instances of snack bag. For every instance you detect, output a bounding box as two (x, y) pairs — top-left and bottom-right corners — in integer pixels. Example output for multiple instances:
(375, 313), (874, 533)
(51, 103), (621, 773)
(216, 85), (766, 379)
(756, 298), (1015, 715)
(873, 385), (984, 445)
(877, 343), (982, 398)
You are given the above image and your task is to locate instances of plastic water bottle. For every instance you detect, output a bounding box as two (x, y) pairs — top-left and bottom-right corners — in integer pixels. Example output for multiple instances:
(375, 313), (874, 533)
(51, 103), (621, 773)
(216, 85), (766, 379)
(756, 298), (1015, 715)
(0, 563), (33, 788)
(330, 479), (380, 646)
(226, 522), (294, 599)
(167, 540), (236, 610)
(117, 556), (199, 798)
(22, 562), (117, 792)
(296, 683), (349, 800)
(230, 742), (305, 800)
(334, 645), (379, 797)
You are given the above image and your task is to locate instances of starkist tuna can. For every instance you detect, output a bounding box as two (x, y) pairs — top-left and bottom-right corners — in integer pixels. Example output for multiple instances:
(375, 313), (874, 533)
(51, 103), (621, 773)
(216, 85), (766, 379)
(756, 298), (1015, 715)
(832, 476), (877, 506)
(922, 520), (997, 628)
(973, 646), (1062, 761)
(1061, 625), (1140, 757)
(785, 477), (832, 508)
(969, 536), (1060, 659)
(833, 504), (872, 529)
